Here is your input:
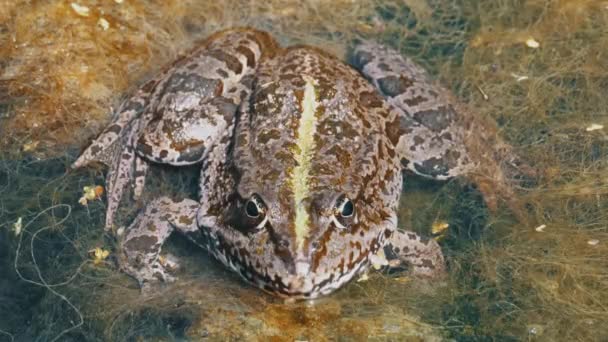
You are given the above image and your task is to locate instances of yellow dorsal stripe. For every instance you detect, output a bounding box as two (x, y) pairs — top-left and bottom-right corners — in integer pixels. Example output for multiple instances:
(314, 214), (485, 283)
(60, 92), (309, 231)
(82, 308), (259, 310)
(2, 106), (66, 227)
(293, 76), (318, 252)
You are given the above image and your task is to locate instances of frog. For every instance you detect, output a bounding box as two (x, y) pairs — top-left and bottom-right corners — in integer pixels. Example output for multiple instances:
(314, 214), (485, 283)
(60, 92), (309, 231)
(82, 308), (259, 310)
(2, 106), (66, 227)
(72, 28), (523, 298)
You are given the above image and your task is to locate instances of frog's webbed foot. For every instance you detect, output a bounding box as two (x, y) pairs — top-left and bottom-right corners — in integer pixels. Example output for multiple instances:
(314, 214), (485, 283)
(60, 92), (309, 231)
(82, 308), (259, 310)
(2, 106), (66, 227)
(119, 197), (201, 289)
(384, 230), (445, 277)
(464, 125), (536, 221)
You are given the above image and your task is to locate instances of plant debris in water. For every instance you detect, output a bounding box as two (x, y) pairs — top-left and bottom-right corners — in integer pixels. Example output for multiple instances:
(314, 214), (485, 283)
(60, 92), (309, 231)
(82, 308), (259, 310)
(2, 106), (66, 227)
(1, 0), (607, 341)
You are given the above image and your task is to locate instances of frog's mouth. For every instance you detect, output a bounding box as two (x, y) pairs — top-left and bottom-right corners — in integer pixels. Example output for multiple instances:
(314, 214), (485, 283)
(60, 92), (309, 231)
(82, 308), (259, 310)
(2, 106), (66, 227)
(212, 243), (372, 299)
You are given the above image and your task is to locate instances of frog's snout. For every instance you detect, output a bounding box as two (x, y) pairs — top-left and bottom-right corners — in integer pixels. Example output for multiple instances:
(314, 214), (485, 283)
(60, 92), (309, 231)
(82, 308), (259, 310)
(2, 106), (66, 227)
(295, 259), (311, 277)
(281, 258), (313, 293)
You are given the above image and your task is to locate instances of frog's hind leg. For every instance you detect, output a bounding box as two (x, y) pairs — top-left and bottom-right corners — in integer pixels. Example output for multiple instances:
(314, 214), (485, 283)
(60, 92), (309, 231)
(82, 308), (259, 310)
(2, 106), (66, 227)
(384, 230), (445, 277)
(350, 41), (473, 180)
(350, 42), (532, 217)
(119, 197), (201, 289)
(73, 28), (279, 230)
(134, 28), (280, 167)
(72, 94), (152, 230)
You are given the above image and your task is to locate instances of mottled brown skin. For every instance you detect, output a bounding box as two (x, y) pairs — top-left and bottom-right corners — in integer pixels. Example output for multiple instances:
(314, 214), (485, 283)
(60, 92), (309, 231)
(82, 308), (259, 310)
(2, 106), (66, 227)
(72, 28), (518, 298)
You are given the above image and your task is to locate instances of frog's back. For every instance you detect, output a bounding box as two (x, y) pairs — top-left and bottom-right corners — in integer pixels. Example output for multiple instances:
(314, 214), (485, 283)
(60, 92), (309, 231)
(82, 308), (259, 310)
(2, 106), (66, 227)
(231, 46), (402, 268)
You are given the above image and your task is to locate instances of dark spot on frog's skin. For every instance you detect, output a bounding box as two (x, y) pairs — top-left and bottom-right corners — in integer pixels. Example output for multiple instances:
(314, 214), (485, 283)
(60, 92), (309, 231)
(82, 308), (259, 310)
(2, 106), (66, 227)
(165, 73), (219, 96)
(141, 79), (157, 93)
(209, 96), (237, 122)
(89, 145), (102, 155)
(186, 63), (199, 70)
(159, 150), (168, 159)
(137, 141), (153, 156)
(413, 106), (455, 132)
(236, 45), (256, 68)
(178, 215), (193, 225)
(414, 157), (450, 178)
(208, 49), (243, 74)
(240, 74), (256, 90)
(411, 135), (425, 151)
(404, 95), (428, 107)
(105, 124), (123, 134)
(147, 223), (157, 232)
(377, 62), (391, 72)
(377, 75), (415, 97)
(421, 259), (435, 268)
(257, 129), (281, 144)
(216, 68), (229, 78)
(370, 238), (380, 251)
(313, 273), (335, 292)
(385, 115), (402, 146)
(124, 235), (159, 253)
(383, 245), (399, 260)
(384, 229), (392, 239)
(351, 50), (373, 69)
(359, 91), (383, 108)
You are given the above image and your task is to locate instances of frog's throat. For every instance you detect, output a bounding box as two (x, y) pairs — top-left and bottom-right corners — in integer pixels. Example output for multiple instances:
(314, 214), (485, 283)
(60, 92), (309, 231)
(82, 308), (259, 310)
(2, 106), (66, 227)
(292, 75), (318, 254)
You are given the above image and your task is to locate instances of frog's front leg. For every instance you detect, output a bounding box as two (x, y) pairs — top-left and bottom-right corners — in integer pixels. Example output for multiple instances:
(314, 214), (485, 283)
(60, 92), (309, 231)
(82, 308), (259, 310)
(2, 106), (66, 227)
(72, 90), (155, 230)
(119, 197), (201, 288)
(383, 230), (445, 277)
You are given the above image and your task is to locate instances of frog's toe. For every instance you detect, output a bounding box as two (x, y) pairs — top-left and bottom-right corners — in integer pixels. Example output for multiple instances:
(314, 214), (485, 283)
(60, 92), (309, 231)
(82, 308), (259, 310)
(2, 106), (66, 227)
(119, 197), (199, 289)
(138, 264), (179, 294)
(385, 230), (446, 278)
(159, 253), (181, 272)
(120, 249), (181, 290)
(131, 155), (149, 201)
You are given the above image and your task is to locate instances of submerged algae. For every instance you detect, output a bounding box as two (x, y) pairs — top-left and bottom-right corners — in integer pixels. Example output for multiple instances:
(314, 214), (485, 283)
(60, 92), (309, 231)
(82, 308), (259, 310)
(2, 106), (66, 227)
(1, 0), (608, 341)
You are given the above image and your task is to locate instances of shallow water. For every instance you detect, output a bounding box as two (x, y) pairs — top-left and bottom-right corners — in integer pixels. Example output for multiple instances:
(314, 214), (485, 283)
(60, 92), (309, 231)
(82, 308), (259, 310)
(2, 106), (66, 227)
(1, 0), (608, 341)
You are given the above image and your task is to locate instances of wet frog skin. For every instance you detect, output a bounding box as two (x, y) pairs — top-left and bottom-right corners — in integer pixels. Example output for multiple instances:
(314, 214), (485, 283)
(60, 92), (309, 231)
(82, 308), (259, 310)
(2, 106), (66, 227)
(73, 28), (515, 298)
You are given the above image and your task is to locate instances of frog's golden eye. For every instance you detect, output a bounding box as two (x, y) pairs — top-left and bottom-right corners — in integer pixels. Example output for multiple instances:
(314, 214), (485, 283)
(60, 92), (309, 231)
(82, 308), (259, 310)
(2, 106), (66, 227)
(332, 195), (356, 229)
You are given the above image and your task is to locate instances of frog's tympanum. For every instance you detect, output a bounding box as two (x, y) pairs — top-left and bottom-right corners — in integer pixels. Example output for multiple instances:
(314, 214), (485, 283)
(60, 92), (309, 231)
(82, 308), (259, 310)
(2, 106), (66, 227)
(73, 28), (521, 298)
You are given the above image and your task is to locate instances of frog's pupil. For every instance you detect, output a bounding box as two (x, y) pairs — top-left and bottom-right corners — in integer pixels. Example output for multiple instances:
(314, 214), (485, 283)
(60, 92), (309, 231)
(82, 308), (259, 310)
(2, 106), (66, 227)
(246, 200), (259, 217)
(341, 200), (354, 217)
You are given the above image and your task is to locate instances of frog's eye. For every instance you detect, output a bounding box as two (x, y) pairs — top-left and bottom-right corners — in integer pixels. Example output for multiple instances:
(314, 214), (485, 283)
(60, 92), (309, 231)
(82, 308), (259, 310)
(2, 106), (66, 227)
(245, 194), (268, 230)
(339, 198), (354, 217)
(332, 195), (356, 229)
(246, 198), (261, 218)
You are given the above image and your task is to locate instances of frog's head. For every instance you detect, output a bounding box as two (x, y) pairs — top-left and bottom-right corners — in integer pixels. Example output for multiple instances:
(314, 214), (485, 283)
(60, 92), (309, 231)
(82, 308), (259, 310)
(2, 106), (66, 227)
(203, 50), (402, 298)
